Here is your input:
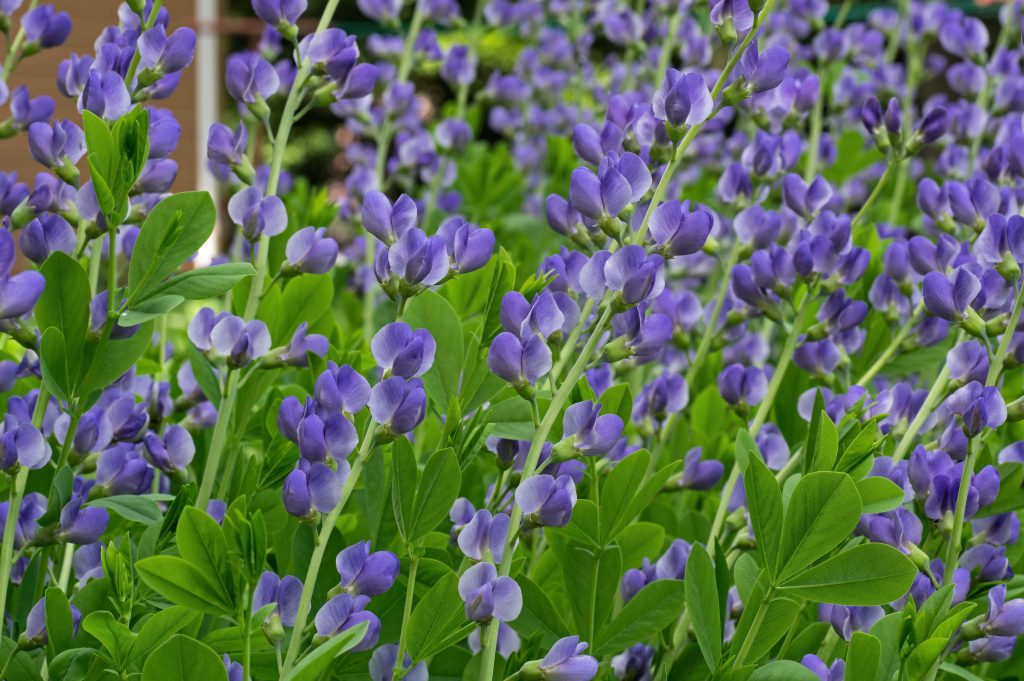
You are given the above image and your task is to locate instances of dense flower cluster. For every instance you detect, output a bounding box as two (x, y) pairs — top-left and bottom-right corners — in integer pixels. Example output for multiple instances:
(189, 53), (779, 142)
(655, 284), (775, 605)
(2, 0), (1024, 680)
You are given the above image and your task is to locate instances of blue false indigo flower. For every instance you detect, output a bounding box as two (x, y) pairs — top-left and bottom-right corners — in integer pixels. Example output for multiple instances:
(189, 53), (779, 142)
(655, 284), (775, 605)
(605, 306), (672, 363)
(907, 106), (948, 153)
(284, 227), (338, 275)
(580, 246), (665, 308)
(793, 339), (842, 377)
(362, 191), (418, 245)
(965, 585), (1024, 638)
(652, 69), (713, 130)
(782, 173), (833, 220)
(938, 14), (989, 62)
(135, 159), (178, 193)
(922, 267), (981, 328)
(0, 493), (46, 551)
(709, 0), (754, 39)
(458, 562), (522, 623)
(277, 396), (357, 462)
(188, 308), (272, 368)
(335, 541), (400, 596)
(228, 187), (287, 240)
(501, 290), (565, 340)
(801, 654), (844, 681)
(821, 604), (884, 641)
(972, 513), (1019, 546)
(437, 217), (494, 274)
(7, 86), (54, 134)
(436, 118), (472, 153)
(277, 322), (329, 367)
(19, 213), (75, 264)
(371, 322), (435, 379)
(572, 122), (623, 165)
(750, 244), (796, 298)
(369, 377), (427, 439)
(678, 448), (726, 490)
(142, 424), (195, 474)
(544, 194), (587, 244)
(225, 52), (279, 115)
(966, 636), (1016, 663)
(72, 543), (103, 586)
(0, 229), (43, 321)
(21, 596), (80, 649)
(457, 509), (510, 563)
(908, 233), (959, 275)
(948, 341), (989, 386)
(56, 53), (92, 98)
(632, 373), (688, 429)
(314, 362), (371, 415)
(207, 121), (253, 182)
(283, 460), (347, 518)
(717, 364), (767, 408)
(520, 636), (599, 681)
(78, 72), (131, 121)
(612, 645), (655, 681)
(313, 594), (380, 650)
(356, 0), (402, 24)
(961, 544), (1011, 582)
(730, 41), (790, 99)
(441, 45), (477, 88)
(27, 119), (84, 182)
(374, 229), (450, 298)
(370, 644), (428, 681)
(21, 5), (71, 51)
(569, 152), (651, 234)
(731, 263), (779, 316)
(975, 213), (1024, 281)
(55, 407), (113, 457)
(137, 25), (196, 83)
(859, 508), (922, 555)
(253, 570), (301, 637)
(648, 200), (713, 257)
(147, 108), (181, 159)
(947, 178), (1000, 231)
(224, 655), (244, 681)
(0, 414), (50, 470)
(945, 381), (1007, 437)
(96, 444), (154, 495)
(252, 0), (306, 37)
(57, 484), (109, 544)
(488, 332), (552, 396)
(298, 29), (378, 98)
(807, 292), (868, 340)
(792, 212), (854, 277)
(515, 474), (577, 528)
(557, 401), (624, 458)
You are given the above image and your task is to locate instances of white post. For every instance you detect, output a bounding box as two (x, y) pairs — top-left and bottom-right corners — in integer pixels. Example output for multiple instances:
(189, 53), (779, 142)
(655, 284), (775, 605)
(195, 0), (221, 263)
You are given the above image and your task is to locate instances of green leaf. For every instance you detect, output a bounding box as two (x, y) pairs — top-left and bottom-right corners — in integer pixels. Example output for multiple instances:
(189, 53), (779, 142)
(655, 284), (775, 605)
(43, 588), (74, 656)
(748, 660), (821, 681)
(684, 544), (722, 671)
(127, 192), (217, 302)
(938, 662), (989, 681)
(120, 294), (186, 326)
(37, 252), (91, 382)
(391, 438), (418, 543)
(48, 648), (96, 680)
(87, 495), (163, 524)
(39, 328), (71, 402)
(593, 579), (685, 656)
(408, 448), (461, 542)
(127, 606), (199, 667)
(406, 572), (474, 660)
(810, 411), (839, 472)
(78, 320), (155, 398)
(745, 445), (783, 576)
(598, 384), (633, 423)
(403, 291), (464, 406)
(517, 576), (572, 647)
(176, 507), (232, 597)
(141, 635), (228, 681)
(735, 428), (757, 472)
(803, 390), (827, 474)
(845, 632), (881, 681)
(282, 622), (369, 681)
(152, 263), (256, 301)
(82, 610), (136, 668)
(599, 448), (650, 543)
(905, 638), (947, 681)
(561, 540), (620, 641)
(777, 471), (861, 581)
(187, 343), (221, 404)
(136, 556), (234, 615)
(731, 573), (802, 664)
(82, 110), (115, 177)
(779, 543), (918, 606)
(856, 477), (905, 514)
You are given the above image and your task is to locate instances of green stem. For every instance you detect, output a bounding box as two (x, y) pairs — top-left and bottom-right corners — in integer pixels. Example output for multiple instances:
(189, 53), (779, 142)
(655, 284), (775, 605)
(685, 246), (740, 388)
(477, 306), (614, 681)
(551, 298), (596, 382)
(802, 68), (825, 183)
(280, 427), (376, 674)
(0, 0), (38, 78)
(891, 333), (964, 463)
(986, 280), (1024, 386)
(56, 542), (74, 592)
(392, 554), (420, 679)
(123, 0), (165, 87)
(851, 159), (899, 231)
(195, 369), (238, 509)
(855, 301), (925, 385)
(943, 436), (979, 584)
(0, 466), (28, 621)
(734, 589), (774, 667)
(655, 9), (685, 78)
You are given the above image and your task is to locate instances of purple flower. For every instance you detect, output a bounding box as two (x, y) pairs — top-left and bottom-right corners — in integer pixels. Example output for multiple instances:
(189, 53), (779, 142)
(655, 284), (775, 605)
(19, 213), (75, 264)
(147, 108), (181, 159)
(515, 474), (577, 527)
(525, 636), (599, 681)
(362, 191), (418, 245)
(138, 26), (196, 78)
(441, 45), (477, 87)
(436, 118), (472, 153)
(802, 654), (845, 681)
(228, 187), (287, 240)
(10, 86), (54, 128)
(608, 307), (672, 363)
(23, 596), (80, 648)
(611, 644), (655, 681)
(283, 460), (347, 517)
(580, 246), (665, 307)
(78, 72), (131, 121)
(938, 14), (989, 61)
(207, 121), (248, 166)
(922, 268), (980, 322)
(652, 69), (713, 128)
(736, 42), (790, 93)
(96, 444), (154, 495)
(782, 174), (833, 220)
(142, 425), (195, 474)
(374, 229), (450, 295)
(252, 0), (306, 30)
(457, 509), (510, 563)
(22, 5), (71, 49)
(945, 382), (1007, 437)
(458, 562), (522, 623)
(188, 308), (272, 368)
(27, 119), (84, 170)
(821, 603), (884, 641)
(252, 570), (301, 627)
(632, 373), (688, 426)
(0, 229), (44, 320)
(649, 200), (713, 256)
(57, 484), (109, 544)
(278, 322), (329, 366)
(572, 122), (623, 165)
(285, 227), (338, 275)
(569, 153), (652, 224)
(369, 377), (427, 436)
(860, 508), (922, 555)
(371, 322), (435, 379)
(680, 448), (725, 490)
(559, 400), (624, 457)
(947, 178), (999, 230)
(948, 342), (989, 385)
(277, 396), (357, 462)
(356, 0), (402, 23)
(717, 364), (767, 407)
(501, 290), (565, 340)
(369, 644), (428, 681)
(977, 585), (1024, 637)
(336, 541), (400, 596)
(313, 594), (380, 650)
(314, 362), (371, 414)
(488, 332), (552, 391)
(225, 52), (280, 106)
(437, 217), (494, 274)
(0, 414), (50, 470)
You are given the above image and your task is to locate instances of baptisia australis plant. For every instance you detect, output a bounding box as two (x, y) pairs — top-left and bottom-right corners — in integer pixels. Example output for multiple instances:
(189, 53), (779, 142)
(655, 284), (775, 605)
(3, 0), (1024, 680)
